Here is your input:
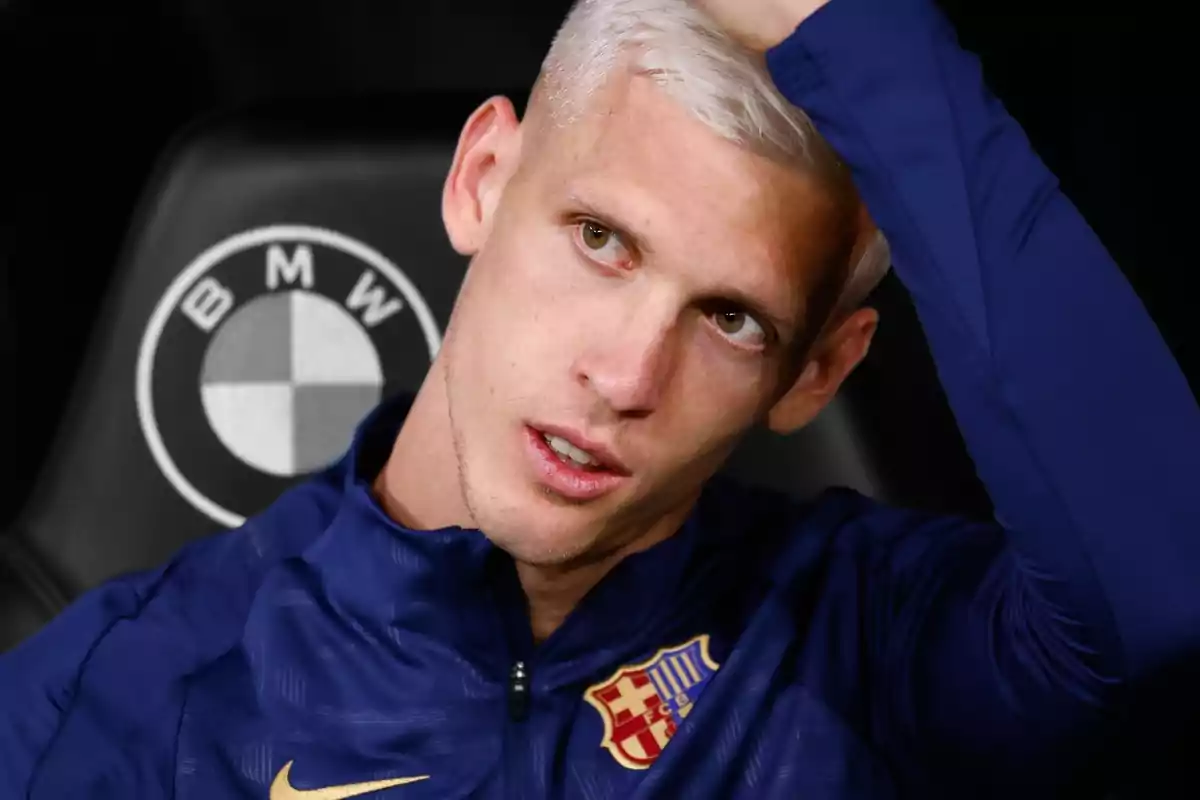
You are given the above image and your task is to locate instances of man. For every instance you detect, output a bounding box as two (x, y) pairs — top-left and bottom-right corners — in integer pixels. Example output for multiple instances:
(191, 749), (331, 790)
(2, 0), (1196, 797)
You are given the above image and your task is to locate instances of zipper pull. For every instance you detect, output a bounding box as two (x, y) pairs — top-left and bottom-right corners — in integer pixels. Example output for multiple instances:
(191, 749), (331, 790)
(508, 660), (531, 722)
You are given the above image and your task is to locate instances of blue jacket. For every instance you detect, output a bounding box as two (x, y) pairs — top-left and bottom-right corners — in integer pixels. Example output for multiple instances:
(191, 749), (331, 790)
(3, 0), (1197, 797)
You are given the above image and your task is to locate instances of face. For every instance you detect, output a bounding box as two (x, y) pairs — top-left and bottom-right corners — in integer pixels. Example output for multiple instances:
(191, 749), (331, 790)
(438, 73), (875, 567)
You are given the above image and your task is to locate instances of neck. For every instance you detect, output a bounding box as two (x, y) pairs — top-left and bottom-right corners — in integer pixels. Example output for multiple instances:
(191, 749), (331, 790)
(516, 557), (618, 643)
(374, 358), (474, 532)
(374, 359), (691, 642)
(516, 514), (685, 642)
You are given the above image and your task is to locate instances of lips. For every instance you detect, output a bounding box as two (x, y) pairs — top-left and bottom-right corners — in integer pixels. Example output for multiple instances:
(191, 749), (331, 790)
(523, 424), (630, 501)
(535, 423), (630, 475)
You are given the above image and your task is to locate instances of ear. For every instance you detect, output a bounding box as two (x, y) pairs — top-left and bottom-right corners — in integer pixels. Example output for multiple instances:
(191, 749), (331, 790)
(442, 96), (524, 256)
(766, 306), (879, 434)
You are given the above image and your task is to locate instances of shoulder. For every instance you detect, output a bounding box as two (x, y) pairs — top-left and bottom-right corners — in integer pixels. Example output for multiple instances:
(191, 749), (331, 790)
(4, 458), (349, 686)
(702, 477), (1003, 579)
(0, 463), (350, 796)
(131, 459), (350, 640)
(704, 474), (977, 539)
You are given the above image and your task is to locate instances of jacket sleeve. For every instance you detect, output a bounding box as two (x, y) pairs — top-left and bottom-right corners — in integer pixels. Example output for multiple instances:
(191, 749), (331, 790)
(767, 0), (1200, 789)
(0, 465), (346, 798)
(0, 566), (171, 797)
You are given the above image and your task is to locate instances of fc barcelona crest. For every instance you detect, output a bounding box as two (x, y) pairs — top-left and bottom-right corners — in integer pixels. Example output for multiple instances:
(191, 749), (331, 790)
(584, 634), (720, 770)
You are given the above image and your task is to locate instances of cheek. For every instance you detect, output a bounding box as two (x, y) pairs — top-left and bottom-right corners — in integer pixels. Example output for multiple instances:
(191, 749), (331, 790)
(454, 238), (580, 378)
(485, 232), (605, 344)
(641, 337), (772, 476)
(676, 354), (766, 434)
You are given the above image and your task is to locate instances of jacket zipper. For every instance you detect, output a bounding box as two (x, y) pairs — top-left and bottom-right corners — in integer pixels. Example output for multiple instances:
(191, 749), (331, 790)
(495, 556), (537, 798)
(507, 660), (531, 722)
(502, 655), (535, 799)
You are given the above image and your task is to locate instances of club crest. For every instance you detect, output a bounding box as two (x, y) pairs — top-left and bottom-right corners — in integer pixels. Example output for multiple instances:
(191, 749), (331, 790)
(584, 634), (720, 770)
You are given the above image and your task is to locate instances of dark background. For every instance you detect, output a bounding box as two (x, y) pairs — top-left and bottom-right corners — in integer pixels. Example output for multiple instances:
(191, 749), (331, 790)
(0, 0), (1191, 512)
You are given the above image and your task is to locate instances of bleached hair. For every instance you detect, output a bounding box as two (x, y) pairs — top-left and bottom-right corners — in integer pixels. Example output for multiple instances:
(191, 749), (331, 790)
(539, 0), (891, 313)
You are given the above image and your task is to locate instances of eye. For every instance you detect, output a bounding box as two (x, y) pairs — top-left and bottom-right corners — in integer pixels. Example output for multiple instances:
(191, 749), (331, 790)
(710, 309), (768, 349)
(575, 220), (632, 269)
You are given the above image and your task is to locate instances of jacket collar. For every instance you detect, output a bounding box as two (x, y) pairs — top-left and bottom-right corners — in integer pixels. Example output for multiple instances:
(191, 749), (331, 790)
(297, 393), (717, 690)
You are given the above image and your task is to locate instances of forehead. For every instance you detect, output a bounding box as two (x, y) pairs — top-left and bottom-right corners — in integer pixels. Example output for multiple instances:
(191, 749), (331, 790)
(521, 73), (843, 283)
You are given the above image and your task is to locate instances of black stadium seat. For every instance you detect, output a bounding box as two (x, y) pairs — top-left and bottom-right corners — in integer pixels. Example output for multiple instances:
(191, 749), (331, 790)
(0, 95), (988, 653)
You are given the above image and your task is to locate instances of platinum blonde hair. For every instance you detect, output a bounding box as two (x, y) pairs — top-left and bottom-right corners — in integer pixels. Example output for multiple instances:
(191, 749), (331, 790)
(538, 0), (891, 314)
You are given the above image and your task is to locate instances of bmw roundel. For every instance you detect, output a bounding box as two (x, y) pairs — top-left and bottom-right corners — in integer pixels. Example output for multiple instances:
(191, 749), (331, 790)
(136, 225), (441, 528)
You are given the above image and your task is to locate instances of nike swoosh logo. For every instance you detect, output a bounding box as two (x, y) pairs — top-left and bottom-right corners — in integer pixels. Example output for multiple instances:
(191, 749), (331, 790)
(270, 760), (430, 800)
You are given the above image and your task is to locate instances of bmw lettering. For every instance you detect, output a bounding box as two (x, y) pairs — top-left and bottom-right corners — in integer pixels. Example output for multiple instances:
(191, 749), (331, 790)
(137, 225), (441, 528)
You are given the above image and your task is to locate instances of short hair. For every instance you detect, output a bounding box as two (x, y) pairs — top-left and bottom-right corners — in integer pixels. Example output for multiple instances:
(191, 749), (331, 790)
(538, 0), (891, 313)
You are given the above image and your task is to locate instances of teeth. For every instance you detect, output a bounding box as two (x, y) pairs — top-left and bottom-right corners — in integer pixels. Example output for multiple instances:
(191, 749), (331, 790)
(543, 433), (600, 468)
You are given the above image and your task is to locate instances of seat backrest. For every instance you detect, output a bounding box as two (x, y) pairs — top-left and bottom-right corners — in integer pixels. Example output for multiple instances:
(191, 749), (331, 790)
(1, 256), (11, 521)
(2, 96), (988, 651)
(8, 99), (472, 606)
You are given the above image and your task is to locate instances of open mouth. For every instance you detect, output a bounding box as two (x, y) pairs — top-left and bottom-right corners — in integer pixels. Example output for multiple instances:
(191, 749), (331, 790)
(524, 425), (629, 501)
(541, 431), (610, 471)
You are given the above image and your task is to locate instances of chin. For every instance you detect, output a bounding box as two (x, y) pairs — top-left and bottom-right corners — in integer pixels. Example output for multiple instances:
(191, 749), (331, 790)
(454, 429), (628, 566)
(474, 502), (605, 567)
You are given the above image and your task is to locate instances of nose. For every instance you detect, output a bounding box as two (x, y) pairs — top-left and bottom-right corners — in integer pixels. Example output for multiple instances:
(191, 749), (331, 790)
(573, 293), (679, 417)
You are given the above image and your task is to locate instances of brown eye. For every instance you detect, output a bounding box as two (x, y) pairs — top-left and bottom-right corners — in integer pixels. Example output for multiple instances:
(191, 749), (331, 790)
(574, 220), (631, 268)
(708, 307), (767, 348)
(580, 221), (612, 250)
(714, 311), (747, 335)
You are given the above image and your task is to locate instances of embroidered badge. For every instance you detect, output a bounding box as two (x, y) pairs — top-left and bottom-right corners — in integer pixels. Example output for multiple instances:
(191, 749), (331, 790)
(584, 634), (720, 769)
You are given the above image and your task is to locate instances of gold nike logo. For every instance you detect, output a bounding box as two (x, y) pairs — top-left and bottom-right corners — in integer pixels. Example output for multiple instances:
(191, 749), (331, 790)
(270, 760), (430, 800)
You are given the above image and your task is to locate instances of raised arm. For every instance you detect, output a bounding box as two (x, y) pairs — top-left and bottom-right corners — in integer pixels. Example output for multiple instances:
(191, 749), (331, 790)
(704, 0), (1200, 790)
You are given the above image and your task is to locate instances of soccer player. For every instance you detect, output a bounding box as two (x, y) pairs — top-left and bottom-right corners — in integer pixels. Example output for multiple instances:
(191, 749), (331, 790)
(3, 0), (1197, 797)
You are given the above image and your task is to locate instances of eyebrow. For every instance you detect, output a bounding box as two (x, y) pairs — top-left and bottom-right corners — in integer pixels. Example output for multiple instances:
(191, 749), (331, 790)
(564, 190), (799, 340)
